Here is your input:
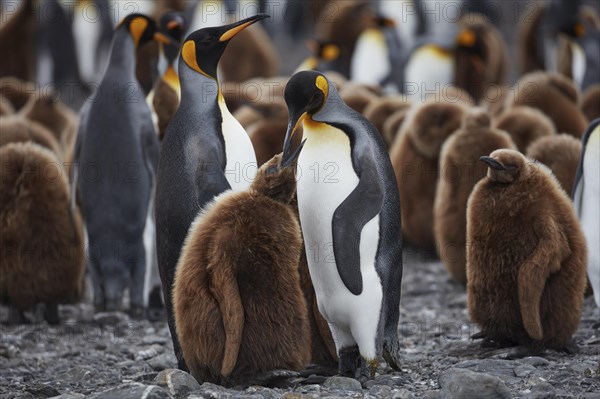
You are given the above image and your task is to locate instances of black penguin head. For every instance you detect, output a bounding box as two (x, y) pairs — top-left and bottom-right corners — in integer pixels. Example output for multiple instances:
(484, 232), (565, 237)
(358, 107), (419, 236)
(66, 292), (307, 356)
(282, 71), (330, 162)
(116, 13), (175, 49)
(160, 12), (187, 63)
(375, 15), (396, 29)
(456, 26), (485, 56)
(180, 14), (269, 79)
(480, 149), (527, 184)
(251, 151), (304, 204)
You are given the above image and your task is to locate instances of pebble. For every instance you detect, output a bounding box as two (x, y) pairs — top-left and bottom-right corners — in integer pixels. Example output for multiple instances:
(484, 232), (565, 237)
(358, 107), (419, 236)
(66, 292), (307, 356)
(90, 383), (172, 399)
(147, 354), (177, 371)
(154, 369), (201, 398)
(322, 376), (363, 391)
(438, 368), (512, 399)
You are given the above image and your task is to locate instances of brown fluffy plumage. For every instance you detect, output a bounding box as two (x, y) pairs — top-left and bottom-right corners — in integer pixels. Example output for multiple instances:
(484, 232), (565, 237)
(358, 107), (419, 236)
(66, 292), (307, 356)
(382, 106), (410, 148)
(0, 115), (61, 155)
(526, 134), (582, 193)
(339, 84), (380, 114)
(173, 154), (310, 386)
(390, 101), (467, 247)
(0, 0), (36, 81)
(434, 110), (515, 284)
(467, 149), (587, 351)
(494, 106), (556, 152)
(0, 142), (85, 317)
(0, 77), (35, 111)
(362, 96), (410, 143)
(581, 85), (600, 121)
(0, 94), (14, 116)
(507, 72), (588, 138)
(152, 77), (179, 141)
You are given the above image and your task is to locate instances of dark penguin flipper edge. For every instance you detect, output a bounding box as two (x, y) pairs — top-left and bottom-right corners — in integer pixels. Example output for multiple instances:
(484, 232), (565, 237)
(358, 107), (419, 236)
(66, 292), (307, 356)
(332, 162), (383, 296)
(208, 238), (244, 378)
(70, 132), (82, 211)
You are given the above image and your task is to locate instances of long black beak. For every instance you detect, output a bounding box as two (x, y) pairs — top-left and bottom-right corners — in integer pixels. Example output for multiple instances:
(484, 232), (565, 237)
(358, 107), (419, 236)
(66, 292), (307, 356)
(219, 13), (270, 42)
(282, 111), (308, 165)
(479, 156), (507, 170)
(281, 139), (306, 168)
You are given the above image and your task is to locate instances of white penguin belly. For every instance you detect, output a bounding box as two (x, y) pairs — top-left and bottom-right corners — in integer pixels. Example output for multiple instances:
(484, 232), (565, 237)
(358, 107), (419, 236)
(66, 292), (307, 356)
(577, 127), (600, 306)
(570, 42), (586, 90)
(297, 121), (383, 359)
(219, 98), (257, 191)
(351, 29), (390, 86)
(404, 46), (454, 103)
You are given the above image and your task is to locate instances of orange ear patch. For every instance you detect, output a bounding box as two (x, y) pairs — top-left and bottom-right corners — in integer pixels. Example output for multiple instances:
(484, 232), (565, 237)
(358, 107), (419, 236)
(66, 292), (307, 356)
(457, 29), (476, 47)
(129, 17), (148, 48)
(182, 40), (211, 78)
(321, 44), (340, 61)
(315, 75), (329, 98)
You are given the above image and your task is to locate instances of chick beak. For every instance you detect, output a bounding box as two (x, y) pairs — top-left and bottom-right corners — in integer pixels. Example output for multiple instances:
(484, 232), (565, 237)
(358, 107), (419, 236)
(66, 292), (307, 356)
(479, 156), (507, 170)
(219, 13), (270, 42)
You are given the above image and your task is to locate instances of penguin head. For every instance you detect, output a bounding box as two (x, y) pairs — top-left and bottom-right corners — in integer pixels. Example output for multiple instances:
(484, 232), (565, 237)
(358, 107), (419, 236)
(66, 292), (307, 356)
(160, 12), (187, 63)
(308, 39), (341, 63)
(282, 71), (330, 157)
(116, 13), (175, 49)
(480, 149), (528, 184)
(456, 26), (484, 56)
(251, 149), (305, 204)
(180, 14), (269, 80)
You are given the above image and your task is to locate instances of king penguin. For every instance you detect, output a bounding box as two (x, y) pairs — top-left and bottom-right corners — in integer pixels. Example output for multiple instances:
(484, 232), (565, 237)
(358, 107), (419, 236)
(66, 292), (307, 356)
(155, 14), (269, 371)
(573, 118), (600, 307)
(282, 70), (402, 381)
(72, 14), (175, 317)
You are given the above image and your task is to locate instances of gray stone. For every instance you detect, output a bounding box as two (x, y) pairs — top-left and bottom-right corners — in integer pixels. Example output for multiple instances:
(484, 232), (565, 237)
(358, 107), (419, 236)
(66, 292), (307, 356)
(438, 368), (512, 399)
(517, 357), (550, 368)
(455, 359), (519, 383)
(282, 394), (315, 399)
(514, 365), (536, 378)
(91, 383), (172, 399)
(135, 345), (164, 361)
(147, 353), (177, 371)
(369, 384), (393, 397)
(154, 369), (201, 398)
(241, 387), (279, 399)
(392, 388), (416, 399)
(322, 376), (362, 391)
(188, 382), (233, 398)
(93, 311), (129, 326)
(48, 395), (85, 399)
(523, 380), (556, 399)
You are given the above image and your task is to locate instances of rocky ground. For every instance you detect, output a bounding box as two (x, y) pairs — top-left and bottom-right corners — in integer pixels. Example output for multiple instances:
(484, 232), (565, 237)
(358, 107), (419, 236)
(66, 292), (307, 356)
(1, 249), (598, 399)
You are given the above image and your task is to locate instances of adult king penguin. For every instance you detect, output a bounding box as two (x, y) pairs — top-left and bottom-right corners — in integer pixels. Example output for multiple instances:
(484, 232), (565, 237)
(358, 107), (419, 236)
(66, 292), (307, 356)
(282, 71), (402, 381)
(573, 118), (600, 307)
(73, 14), (174, 317)
(155, 14), (269, 371)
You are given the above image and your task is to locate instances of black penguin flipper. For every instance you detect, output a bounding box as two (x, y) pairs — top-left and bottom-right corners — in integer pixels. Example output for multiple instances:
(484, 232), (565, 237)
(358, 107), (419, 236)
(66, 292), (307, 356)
(70, 126), (83, 211)
(141, 118), (160, 181)
(332, 162), (384, 296)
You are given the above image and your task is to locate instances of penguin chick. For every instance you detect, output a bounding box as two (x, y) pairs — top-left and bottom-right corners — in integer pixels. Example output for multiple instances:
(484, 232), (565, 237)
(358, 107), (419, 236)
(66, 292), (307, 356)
(339, 84), (379, 115)
(0, 77), (35, 111)
(454, 13), (509, 103)
(0, 94), (15, 116)
(467, 149), (587, 351)
(390, 100), (467, 248)
(494, 106), (557, 153)
(363, 96), (410, 143)
(19, 92), (79, 161)
(434, 109), (515, 284)
(527, 134), (582, 193)
(0, 142), (85, 324)
(581, 84), (600, 121)
(220, 19), (279, 83)
(0, 115), (61, 155)
(174, 152), (310, 386)
(481, 85), (510, 117)
(507, 72), (588, 138)
(382, 105), (411, 148)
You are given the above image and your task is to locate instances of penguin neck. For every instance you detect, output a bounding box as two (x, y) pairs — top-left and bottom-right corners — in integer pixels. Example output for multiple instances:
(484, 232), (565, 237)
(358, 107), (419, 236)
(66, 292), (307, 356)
(178, 61), (221, 108)
(106, 28), (138, 80)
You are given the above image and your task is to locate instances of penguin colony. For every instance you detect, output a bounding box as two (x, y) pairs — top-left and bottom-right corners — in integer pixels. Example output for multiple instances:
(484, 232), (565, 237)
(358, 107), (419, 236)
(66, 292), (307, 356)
(0, 0), (598, 388)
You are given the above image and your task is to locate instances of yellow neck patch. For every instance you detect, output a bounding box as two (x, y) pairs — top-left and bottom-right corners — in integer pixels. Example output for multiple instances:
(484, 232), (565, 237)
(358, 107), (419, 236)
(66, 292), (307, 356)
(321, 44), (340, 61)
(129, 17), (148, 48)
(182, 40), (212, 79)
(163, 65), (181, 95)
(315, 75), (328, 98)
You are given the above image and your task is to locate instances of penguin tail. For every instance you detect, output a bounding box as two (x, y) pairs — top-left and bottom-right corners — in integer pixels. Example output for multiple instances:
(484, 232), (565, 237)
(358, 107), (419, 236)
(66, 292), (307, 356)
(207, 234), (244, 378)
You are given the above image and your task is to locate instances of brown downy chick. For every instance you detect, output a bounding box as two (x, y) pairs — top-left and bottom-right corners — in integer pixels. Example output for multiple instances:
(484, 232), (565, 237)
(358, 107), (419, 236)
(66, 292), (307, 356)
(390, 100), (468, 248)
(526, 134), (582, 193)
(434, 109), (515, 284)
(494, 106), (556, 152)
(174, 148), (310, 387)
(467, 149), (587, 352)
(581, 84), (600, 121)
